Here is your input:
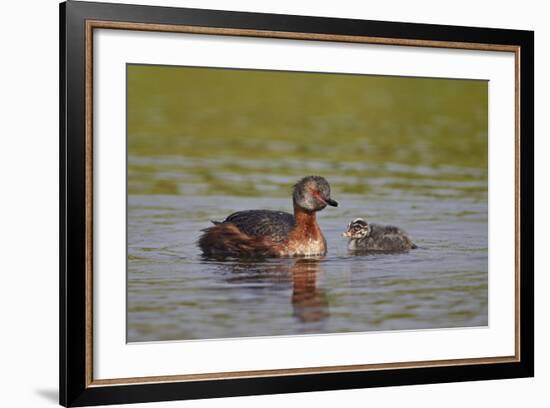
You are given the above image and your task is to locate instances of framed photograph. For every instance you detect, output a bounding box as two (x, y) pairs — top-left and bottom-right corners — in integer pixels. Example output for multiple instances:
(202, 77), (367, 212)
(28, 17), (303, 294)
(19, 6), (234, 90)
(60, 1), (534, 406)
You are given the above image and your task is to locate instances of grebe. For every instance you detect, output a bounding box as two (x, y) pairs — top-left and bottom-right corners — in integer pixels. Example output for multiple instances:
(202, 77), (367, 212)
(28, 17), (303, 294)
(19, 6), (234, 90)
(198, 176), (338, 257)
(343, 218), (417, 253)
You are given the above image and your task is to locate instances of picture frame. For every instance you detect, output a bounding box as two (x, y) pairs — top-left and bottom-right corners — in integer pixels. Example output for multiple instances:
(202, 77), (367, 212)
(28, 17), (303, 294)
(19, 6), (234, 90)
(60, 1), (534, 406)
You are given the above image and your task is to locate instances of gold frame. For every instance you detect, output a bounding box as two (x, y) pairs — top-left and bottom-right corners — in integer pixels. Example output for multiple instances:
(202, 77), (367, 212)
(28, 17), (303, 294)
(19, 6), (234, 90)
(84, 20), (521, 388)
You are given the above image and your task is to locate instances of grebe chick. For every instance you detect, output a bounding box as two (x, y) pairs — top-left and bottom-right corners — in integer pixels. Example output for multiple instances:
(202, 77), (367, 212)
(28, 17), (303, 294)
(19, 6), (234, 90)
(198, 176), (338, 257)
(343, 218), (417, 253)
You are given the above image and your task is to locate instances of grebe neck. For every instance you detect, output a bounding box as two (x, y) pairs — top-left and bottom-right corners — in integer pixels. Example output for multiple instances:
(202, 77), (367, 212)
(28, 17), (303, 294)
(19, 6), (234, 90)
(293, 205), (319, 234)
(287, 205), (326, 256)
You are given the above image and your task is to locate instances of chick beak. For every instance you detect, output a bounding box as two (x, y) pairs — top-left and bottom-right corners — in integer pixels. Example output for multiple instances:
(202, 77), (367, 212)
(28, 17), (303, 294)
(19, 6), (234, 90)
(342, 230), (352, 237)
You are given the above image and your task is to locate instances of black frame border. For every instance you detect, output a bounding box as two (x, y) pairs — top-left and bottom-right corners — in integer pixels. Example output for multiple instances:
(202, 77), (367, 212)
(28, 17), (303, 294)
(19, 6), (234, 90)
(60, 1), (534, 406)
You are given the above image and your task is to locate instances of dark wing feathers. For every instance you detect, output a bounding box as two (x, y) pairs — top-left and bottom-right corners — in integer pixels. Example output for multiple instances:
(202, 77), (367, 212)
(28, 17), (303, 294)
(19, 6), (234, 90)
(223, 210), (295, 242)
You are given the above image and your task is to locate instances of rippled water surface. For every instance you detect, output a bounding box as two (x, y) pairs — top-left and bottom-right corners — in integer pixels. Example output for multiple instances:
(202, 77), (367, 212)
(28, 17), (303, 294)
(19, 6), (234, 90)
(127, 161), (488, 341)
(126, 65), (488, 342)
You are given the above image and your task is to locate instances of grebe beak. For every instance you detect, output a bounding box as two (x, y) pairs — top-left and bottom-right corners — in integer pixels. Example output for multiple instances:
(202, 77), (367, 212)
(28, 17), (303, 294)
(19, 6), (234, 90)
(342, 230), (352, 237)
(325, 198), (338, 207)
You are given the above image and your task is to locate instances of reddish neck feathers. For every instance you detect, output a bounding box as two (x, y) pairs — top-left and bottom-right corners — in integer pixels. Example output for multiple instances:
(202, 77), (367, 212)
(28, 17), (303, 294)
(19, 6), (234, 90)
(292, 205), (321, 238)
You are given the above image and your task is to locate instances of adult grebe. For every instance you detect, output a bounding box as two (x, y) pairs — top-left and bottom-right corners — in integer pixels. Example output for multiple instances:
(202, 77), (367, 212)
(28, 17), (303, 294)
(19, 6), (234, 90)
(198, 176), (338, 257)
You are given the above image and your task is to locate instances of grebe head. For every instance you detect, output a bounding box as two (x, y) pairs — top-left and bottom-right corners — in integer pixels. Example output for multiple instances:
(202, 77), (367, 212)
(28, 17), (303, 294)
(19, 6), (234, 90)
(293, 176), (338, 212)
(343, 218), (371, 239)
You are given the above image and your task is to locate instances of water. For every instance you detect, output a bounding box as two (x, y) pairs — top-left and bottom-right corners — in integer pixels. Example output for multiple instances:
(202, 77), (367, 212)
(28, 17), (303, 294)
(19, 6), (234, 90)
(127, 161), (487, 342)
(126, 65), (488, 342)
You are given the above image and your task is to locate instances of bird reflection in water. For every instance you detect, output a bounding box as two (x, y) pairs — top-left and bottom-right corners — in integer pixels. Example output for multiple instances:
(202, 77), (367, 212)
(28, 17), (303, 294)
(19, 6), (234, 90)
(290, 258), (329, 323)
(212, 257), (329, 325)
